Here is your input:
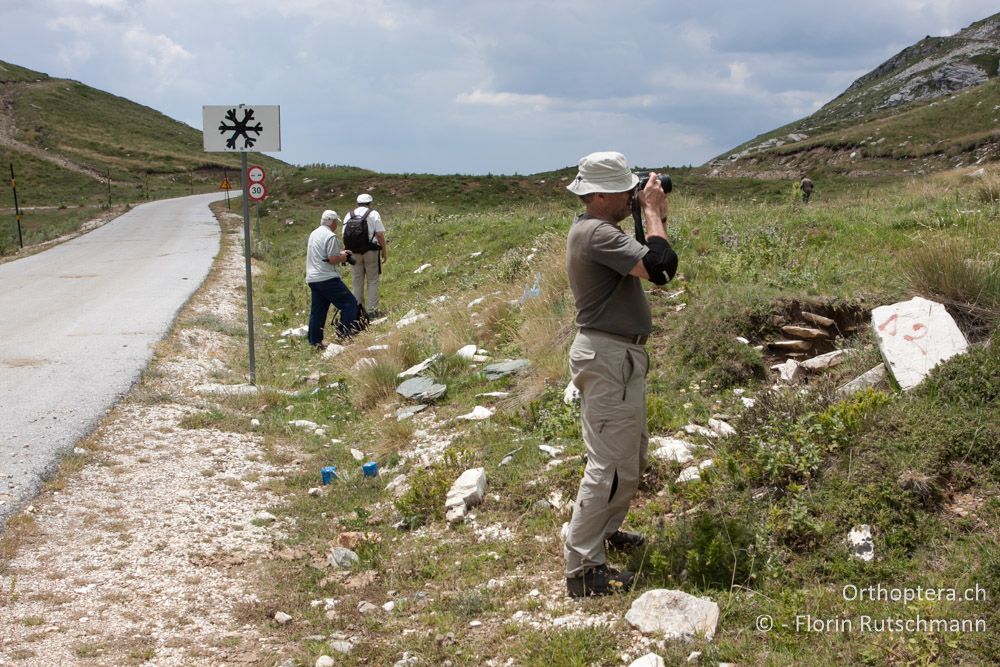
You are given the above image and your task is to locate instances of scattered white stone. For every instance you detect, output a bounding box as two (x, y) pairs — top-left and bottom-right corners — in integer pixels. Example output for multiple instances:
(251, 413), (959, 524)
(413, 263), (432, 274)
(735, 336), (750, 345)
(382, 601), (396, 612)
(396, 404), (429, 421)
(366, 344), (390, 352)
(837, 363), (887, 397)
(73, 447), (87, 455)
(649, 436), (696, 464)
(687, 652), (702, 663)
(357, 601), (378, 615)
(350, 448), (365, 461)
(399, 353), (443, 378)
(328, 640), (353, 654)
(457, 405), (494, 421)
(872, 297), (968, 391)
(708, 418), (736, 437)
(429, 295), (448, 304)
(352, 357), (377, 372)
(563, 381), (580, 404)
(848, 524), (875, 561)
(456, 344), (478, 359)
(397, 309), (428, 328)
(476, 391), (510, 399)
(393, 652), (420, 667)
(274, 611), (293, 624)
(289, 419), (320, 429)
(676, 460), (713, 483)
(625, 589), (720, 640)
(255, 511), (277, 523)
(801, 349), (853, 371)
(629, 654), (665, 667)
(683, 424), (717, 439)
(773, 358), (803, 383)
(280, 325), (308, 338)
(314, 428), (326, 437)
(467, 296), (486, 309)
(316, 656), (335, 667)
(470, 251), (483, 257)
(469, 620), (483, 628)
(308, 487), (323, 497)
(385, 474), (410, 497)
(538, 444), (564, 458)
(322, 344), (347, 359)
(741, 397), (757, 409)
(446, 468), (487, 524)
(250, 418), (261, 428)
(329, 547), (360, 569)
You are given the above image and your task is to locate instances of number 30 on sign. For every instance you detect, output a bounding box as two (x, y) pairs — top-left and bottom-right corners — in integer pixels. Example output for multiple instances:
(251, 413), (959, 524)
(248, 182), (267, 202)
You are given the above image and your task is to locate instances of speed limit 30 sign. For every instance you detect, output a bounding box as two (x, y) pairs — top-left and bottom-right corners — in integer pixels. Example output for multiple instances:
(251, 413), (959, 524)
(248, 182), (267, 202)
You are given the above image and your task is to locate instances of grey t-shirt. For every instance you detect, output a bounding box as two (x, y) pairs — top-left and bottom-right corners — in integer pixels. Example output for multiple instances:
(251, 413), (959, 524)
(566, 214), (651, 336)
(305, 225), (342, 283)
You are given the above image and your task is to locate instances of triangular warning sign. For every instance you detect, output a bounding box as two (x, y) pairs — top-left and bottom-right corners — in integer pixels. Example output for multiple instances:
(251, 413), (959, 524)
(219, 179), (232, 190)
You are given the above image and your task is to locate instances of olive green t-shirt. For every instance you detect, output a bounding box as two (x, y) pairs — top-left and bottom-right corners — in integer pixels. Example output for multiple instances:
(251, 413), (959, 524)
(566, 214), (651, 336)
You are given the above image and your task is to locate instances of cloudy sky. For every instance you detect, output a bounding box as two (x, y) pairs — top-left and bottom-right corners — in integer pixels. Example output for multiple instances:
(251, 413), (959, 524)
(2, 0), (998, 174)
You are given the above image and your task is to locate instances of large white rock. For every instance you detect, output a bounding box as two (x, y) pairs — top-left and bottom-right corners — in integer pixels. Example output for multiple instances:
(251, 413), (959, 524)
(456, 344), (478, 359)
(872, 297), (967, 391)
(625, 589), (720, 640)
(445, 468), (487, 524)
(457, 406), (494, 421)
(649, 436), (696, 464)
(676, 460), (713, 483)
(563, 380), (581, 404)
(629, 654), (665, 667)
(801, 349), (853, 371)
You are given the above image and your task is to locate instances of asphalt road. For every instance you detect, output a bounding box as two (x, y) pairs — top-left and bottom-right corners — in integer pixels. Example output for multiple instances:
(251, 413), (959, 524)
(0, 192), (225, 527)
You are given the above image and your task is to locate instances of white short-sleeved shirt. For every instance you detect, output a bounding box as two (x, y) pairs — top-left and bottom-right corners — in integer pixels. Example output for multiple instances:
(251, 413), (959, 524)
(306, 225), (343, 283)
(347, 206), (386, 241)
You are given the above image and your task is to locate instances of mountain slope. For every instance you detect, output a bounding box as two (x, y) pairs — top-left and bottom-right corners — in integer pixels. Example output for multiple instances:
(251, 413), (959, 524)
(709, 12), (1000, 178)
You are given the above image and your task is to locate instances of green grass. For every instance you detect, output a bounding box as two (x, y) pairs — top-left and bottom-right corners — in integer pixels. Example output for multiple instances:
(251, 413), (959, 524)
(164, 163), (995, 666)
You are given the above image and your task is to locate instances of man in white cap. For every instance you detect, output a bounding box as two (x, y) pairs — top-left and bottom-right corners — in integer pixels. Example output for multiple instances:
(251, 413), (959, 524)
(563, 151), (677, 597)
(343, 193), (387, 317)
(305, 209), (359, 348)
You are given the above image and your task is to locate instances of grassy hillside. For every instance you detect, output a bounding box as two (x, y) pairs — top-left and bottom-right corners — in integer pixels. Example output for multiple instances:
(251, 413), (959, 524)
(132, 162), (1000, 666)
(0, 59), (287, 253)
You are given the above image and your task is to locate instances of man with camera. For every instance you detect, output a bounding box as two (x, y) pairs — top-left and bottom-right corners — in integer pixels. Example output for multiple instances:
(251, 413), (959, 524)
(563, 151), (678, 598)
(305, 209), (359, 349)
(345, 193), (388, 318)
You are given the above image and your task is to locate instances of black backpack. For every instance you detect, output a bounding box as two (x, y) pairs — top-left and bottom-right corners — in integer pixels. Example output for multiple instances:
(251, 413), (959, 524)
(343, 208), (375, 253)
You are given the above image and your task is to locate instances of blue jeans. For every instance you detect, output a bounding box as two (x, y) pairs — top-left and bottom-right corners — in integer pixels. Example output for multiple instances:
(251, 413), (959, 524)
(308, 277), (358, 345)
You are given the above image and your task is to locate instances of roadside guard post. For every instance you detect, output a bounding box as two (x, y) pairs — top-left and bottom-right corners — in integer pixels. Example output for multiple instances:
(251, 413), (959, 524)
(202, 104), (281, 385)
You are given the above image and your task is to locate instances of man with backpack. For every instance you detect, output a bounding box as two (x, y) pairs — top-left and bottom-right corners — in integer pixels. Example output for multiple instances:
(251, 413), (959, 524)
(305, 210), (359, 349)
(342, 193), (387, 317)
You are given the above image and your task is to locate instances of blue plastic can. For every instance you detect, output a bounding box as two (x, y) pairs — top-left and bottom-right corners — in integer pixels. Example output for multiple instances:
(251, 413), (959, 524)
(362, 461), (379, 477)
(321, 466), (337, 484)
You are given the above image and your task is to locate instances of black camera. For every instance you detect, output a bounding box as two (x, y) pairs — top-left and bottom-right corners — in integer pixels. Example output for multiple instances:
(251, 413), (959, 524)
(636, 172), (672, 194)
(344, 251), (356, 265)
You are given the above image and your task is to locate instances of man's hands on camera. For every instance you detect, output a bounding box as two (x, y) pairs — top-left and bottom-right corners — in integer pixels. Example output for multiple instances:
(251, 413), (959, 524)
(637, 171), (668, 223)
(342, 250), (356, 265)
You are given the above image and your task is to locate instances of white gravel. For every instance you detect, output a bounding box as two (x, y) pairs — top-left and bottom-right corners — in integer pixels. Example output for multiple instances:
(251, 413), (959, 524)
(0, 210), (293, 666)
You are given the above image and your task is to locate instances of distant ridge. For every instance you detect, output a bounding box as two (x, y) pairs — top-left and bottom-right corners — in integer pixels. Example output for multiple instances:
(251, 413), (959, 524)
(708, 12), (1000, 178)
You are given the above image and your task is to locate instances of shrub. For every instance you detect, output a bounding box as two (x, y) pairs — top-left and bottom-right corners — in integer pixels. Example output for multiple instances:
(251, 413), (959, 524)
(394, 448), (470, 528)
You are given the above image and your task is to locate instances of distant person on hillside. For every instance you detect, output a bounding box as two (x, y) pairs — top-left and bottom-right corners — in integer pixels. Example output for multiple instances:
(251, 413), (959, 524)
(305, 210), (359, 349)
(563, 151), (678, 598)
(343, 193), (387, 318)
(800, 175), (814, 203)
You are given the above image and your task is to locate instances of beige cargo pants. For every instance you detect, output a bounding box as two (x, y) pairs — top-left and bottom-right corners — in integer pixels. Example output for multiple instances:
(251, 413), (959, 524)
(350, 250), (381, 313)
(564, 329), (649, 577)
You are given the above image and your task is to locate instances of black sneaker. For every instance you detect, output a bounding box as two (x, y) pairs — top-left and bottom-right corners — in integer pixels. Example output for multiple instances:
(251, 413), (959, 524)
(606, 530), (646, 551)
(566, 564), (635, 598)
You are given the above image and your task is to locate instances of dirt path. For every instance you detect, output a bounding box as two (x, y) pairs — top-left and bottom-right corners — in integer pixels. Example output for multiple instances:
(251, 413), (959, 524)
(0, 209), (289, 666)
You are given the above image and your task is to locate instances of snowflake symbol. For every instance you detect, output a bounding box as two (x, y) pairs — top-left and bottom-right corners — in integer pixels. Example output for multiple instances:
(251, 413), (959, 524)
(217, 107), (264, 149)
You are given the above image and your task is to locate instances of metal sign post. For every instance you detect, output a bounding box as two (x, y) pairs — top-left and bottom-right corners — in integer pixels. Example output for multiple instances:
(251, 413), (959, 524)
(203, 104), (281, 386)
(9, 164), (23, 250)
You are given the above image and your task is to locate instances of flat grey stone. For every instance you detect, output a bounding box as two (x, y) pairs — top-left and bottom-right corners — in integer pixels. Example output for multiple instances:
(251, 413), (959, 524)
(483, 359), (531, 380)
(396, 404), (428, 421)
(396, 376), (447, 402)
(837, 363), (887, 396)
(329, 547), (360, 569)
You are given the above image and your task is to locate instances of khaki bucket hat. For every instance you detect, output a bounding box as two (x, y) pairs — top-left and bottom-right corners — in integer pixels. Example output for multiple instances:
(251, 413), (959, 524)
(566, 151), (640, 195)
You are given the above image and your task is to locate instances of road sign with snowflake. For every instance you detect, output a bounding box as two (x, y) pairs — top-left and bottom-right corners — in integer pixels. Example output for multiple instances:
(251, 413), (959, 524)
(202, 105), (281, 152)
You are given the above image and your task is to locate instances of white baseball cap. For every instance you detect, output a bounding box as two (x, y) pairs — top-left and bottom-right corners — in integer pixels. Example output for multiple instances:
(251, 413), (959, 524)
(320, 209), (340, 226)
(357, 193), (374, 204)
(566, 151), (640, 195)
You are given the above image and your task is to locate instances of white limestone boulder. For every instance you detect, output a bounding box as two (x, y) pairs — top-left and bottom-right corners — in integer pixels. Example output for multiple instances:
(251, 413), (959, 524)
(872, 297), (967, 391)
(625, 589), (720, 640)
